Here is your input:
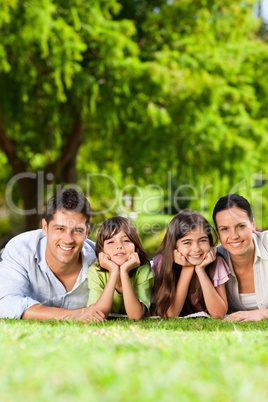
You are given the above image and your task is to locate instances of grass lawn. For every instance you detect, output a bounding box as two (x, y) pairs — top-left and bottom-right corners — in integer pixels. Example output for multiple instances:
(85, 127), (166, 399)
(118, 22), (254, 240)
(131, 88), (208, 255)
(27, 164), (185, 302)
(1, 318), (268, 401)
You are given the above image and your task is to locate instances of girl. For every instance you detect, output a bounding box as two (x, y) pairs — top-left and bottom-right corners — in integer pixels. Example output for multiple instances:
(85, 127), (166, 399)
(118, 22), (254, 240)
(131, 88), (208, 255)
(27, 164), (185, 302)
(213, 194), (268, 322)
(87, 217), (154, 320)
(152, 209), (230, 319)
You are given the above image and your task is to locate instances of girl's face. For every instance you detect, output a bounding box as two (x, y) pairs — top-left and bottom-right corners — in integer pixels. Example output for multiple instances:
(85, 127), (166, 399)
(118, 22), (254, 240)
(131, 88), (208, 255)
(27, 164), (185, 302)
(215, 207), (255, 257)
(176, 226), (211, 265)
(103, 230), (135, 265)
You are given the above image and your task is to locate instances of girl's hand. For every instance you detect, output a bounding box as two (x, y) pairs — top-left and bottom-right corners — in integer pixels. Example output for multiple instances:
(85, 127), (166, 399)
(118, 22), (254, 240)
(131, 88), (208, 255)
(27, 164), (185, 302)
(173, 249), (193, 267)
(98, 252), (119, 273)
(195, 247), (217, 271)
(120, 252), (140, 274)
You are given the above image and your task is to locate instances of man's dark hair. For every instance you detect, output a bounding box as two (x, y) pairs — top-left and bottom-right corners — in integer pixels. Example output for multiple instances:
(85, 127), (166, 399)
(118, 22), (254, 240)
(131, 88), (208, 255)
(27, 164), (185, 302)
(44, 188), (91, 226)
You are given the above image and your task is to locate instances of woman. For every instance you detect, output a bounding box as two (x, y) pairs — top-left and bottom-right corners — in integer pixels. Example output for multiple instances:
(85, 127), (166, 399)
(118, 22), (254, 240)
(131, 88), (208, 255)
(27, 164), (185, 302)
(213, 194), (268, 322)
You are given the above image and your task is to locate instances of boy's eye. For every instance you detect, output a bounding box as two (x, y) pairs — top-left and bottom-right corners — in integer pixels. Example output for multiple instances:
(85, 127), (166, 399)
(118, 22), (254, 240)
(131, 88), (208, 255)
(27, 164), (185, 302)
(200, 239), (208, 242)
(107, 240), (114, 244)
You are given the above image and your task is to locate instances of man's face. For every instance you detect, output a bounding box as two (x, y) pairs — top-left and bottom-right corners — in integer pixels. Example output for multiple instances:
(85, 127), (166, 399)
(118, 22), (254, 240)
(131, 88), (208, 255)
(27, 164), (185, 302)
(42, 209), (89, 271)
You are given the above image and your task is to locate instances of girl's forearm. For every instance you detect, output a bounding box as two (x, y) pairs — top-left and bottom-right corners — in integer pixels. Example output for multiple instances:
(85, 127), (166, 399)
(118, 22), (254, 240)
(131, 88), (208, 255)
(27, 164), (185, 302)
(91, 270), (118, 318)
(167, 266), (195, 317)
(195, 267), (228, 319)
(120, 271), (145, 320)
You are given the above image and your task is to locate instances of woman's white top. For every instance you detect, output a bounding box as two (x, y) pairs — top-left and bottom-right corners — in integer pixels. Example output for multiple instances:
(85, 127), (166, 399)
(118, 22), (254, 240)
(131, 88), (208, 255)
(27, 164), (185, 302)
(239, 293), (258, 310)
(218, 231), (268, 311)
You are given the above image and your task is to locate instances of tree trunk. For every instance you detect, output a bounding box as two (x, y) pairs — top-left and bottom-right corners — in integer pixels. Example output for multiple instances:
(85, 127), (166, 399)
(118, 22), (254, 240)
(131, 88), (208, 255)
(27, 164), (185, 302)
(0, 110), (84, 232)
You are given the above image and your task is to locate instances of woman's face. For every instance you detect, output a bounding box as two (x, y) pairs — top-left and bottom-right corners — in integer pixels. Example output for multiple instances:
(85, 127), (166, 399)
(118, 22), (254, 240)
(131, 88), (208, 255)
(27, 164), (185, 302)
(176, 226), (211, 265)
(215, 207), (255, 257)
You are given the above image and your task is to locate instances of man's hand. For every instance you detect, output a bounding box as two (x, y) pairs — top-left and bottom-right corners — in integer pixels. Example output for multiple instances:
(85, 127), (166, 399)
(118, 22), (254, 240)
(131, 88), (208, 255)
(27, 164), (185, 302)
(120, 252), (140, 274)
(70, 305), (106, 322)
(173, 249), (193, 267)
(98, 252), (119, 274)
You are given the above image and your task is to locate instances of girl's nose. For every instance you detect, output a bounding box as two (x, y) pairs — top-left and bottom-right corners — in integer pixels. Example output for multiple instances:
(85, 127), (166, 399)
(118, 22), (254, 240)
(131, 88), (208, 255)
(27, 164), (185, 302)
(192, 242), (201, 252)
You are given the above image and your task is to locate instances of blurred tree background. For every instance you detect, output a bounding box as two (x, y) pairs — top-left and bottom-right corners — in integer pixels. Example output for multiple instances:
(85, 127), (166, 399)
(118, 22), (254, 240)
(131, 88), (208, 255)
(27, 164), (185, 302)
(0, 0), (268, 253)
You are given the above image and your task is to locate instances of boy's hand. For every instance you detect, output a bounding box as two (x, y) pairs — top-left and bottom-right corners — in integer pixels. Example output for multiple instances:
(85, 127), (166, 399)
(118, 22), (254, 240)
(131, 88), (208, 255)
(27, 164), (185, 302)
(120, 252), (140, 274)
(98, 252), (119, 273)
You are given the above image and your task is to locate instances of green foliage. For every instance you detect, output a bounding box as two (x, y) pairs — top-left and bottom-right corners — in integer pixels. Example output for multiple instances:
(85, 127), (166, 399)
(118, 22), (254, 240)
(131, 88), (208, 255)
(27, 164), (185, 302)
(1, 318), (268, 401)
(0, 0), (268, 232)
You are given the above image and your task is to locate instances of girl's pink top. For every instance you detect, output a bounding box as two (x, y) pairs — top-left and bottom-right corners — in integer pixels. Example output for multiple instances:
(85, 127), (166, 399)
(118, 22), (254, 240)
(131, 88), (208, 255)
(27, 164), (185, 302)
(152, 255), (230, 313)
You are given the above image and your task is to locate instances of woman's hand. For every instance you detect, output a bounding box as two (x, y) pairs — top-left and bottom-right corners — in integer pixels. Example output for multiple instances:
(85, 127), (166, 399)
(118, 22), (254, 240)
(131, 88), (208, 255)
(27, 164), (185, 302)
(120, 252), (140, 274)
(195, 247), (217, 271)
(98, 252), (119, 274)
(173, 249), (193, 267)
(224, 310), (267, 322)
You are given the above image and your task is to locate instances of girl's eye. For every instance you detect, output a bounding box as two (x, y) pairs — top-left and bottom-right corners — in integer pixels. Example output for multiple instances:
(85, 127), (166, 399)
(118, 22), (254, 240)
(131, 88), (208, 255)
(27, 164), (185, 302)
(123, 239), (131, 242)
(183, 242), (191, 245)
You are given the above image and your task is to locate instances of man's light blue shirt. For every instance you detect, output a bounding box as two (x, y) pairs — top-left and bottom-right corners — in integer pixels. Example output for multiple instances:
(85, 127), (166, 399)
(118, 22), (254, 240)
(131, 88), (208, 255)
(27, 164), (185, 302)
(0, 229), (96, 319)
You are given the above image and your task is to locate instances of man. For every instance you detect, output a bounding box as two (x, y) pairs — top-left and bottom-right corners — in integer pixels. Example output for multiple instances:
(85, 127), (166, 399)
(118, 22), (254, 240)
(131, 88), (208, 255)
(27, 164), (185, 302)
(0, 188), (105, 322)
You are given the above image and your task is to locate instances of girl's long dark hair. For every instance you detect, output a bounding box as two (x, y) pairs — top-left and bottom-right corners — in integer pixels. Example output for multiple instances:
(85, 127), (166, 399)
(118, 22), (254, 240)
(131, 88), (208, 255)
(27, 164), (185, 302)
(152, 209), (218, 317)
(95, 217), (149, 270)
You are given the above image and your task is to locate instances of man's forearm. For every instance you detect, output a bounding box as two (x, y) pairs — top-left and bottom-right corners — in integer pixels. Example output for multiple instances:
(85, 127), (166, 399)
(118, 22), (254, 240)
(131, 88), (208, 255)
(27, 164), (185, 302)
(22, 304), (105, 322)
(22, 304), (80, 320)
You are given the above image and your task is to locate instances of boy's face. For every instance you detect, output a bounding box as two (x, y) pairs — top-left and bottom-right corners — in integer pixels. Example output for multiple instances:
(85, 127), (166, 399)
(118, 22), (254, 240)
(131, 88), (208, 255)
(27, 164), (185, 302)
(42, 209), (89, 271)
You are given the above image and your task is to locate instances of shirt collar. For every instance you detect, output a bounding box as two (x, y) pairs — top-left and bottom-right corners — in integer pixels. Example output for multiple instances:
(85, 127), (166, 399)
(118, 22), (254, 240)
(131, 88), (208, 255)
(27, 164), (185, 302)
(36, 236), (96, 278)
(253, 232), (268, 262)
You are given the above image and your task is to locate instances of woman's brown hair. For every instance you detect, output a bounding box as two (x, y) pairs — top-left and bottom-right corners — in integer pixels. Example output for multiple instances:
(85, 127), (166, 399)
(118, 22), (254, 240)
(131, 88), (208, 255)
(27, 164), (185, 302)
(152, 209), (218, 317)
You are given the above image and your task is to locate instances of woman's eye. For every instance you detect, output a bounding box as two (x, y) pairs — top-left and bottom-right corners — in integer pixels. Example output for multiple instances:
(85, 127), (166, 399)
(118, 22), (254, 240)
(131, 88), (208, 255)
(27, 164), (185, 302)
(220, 228), (228, 232)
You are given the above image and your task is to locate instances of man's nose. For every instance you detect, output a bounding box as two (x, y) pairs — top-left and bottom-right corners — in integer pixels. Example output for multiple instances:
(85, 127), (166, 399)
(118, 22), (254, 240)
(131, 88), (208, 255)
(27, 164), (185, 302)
(63, 230), (74, 243)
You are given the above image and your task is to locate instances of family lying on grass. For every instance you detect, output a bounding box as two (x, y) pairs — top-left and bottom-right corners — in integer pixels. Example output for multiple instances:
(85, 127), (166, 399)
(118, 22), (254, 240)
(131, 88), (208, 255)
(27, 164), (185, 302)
(0, 188), (267, 323)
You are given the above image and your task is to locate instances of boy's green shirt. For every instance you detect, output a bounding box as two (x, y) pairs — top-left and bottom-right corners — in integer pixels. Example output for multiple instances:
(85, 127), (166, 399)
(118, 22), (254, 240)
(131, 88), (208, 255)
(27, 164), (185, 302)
(87, 263), (154, 314)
